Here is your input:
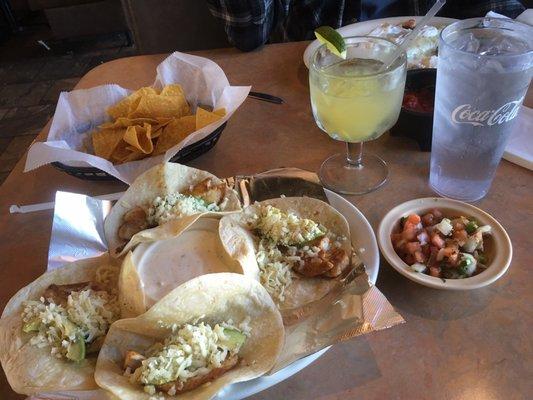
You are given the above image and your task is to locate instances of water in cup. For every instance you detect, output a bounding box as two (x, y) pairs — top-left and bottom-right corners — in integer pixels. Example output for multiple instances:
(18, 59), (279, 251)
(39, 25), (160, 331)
(430, 18), (533, 202)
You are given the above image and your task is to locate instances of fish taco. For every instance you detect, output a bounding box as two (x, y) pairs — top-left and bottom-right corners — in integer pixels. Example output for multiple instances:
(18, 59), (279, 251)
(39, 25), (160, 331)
(104, 162), (241, 257)
(94, 273), (284, 399)
(219, 197), (352, 314)
(0, 254), (121, 395)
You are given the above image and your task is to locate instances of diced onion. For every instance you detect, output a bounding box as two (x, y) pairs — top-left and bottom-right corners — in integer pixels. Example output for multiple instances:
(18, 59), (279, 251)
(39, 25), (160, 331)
(434, 218), (453, 236)
(410, 263), (426, 273)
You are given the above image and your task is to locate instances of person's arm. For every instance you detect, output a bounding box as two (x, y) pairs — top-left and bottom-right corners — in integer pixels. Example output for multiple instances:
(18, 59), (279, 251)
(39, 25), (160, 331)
(206, 0), (275, 51)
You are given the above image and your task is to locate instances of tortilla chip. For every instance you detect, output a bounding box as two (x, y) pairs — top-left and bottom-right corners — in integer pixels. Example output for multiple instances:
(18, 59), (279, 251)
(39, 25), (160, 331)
(153, 117), (196, 155)
(109, 141), (130, 164)
(213, 108), (226, 117)
(160, 84), (186, 99)
(150, 125), (163, 139)
(123, 124), (153, 154)
(99, 117), (160, 130)
(95, 85), (208, 164)
(111, 143), (145, 164)
(107, 87), (158, 119)
(128, 94), (189, 119)
(123, 148), (146, 163)
(92, 129), (125, 160)
(196, 107), (223, 130)
(179, 115), (196, 131)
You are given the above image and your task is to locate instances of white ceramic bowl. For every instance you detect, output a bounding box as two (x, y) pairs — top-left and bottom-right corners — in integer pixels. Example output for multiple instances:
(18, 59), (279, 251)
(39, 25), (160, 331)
(378, 197), (512, 290)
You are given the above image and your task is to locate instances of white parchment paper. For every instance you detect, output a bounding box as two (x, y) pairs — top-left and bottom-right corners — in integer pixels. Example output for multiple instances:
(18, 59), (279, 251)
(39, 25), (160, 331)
(24, 52), (250, 184)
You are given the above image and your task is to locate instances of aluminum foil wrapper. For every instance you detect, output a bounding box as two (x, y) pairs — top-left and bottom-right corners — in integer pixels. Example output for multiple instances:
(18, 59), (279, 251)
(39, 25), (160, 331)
(47, 191), (112, 271)
(39, 167), (403, 398)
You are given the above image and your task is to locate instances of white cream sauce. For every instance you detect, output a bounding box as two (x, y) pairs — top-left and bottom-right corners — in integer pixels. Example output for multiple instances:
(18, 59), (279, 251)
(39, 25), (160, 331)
(132, 218), (232, 307)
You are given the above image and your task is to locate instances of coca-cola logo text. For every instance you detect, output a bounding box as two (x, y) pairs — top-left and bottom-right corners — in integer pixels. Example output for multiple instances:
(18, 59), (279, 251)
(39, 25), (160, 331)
(451, 97), (523, 127)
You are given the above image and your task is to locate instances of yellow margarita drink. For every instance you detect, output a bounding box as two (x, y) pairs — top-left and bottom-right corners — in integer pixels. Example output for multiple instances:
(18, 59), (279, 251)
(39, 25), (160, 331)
(310, 58), (405, 142)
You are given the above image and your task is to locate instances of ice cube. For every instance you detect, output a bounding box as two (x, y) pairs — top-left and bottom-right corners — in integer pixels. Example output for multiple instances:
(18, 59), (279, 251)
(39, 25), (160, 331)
(451, 33), (480, 53)
(478, 34), (530, 55)
(477, 58), (506, 73)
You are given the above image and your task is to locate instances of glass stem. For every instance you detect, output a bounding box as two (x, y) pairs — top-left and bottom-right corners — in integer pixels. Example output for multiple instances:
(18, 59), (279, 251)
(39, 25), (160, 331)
(346, 142), (363, 168)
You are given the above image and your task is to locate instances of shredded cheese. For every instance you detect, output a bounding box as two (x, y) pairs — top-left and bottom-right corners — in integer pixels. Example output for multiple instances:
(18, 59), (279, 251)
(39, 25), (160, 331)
(251, 205), (326, 246)
(21, 289), (118, 359)
(21, 264), (119, 360)
(133, 321), (248, 392)
(256, 239), (294, 303)
(147, 194), (220, 225)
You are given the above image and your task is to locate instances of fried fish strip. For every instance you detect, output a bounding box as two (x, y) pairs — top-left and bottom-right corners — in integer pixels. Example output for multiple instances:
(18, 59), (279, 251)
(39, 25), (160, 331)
(123, 350), (146, 371)
(156, 354), (239, 395)
(184, 178), (226, 205)
(118, 207), (149, 240)
(293, 237), (350, 279)
(43, 282), (104, 306)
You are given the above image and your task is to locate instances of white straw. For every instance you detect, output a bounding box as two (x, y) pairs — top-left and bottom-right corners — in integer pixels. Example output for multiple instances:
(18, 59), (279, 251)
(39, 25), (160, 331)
(380, 0), (447, 71)
(9, 191), (125, 214)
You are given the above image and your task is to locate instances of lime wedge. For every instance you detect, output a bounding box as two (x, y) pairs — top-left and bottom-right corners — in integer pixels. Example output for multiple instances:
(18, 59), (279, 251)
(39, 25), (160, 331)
(314, 26), (347, 59)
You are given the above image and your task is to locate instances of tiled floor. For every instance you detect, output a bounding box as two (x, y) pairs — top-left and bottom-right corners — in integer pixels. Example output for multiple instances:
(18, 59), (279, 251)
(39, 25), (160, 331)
(0, 31), (134, 184)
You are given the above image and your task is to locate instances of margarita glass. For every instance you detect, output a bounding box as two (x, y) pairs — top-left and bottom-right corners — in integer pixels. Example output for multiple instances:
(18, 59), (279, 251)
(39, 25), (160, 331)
(310, 36), (407, 194)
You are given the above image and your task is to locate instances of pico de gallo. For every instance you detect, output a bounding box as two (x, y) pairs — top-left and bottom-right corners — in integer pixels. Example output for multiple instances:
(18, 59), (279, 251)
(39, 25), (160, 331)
(402, 87), (434, 113)
(391, 209), (491, 279)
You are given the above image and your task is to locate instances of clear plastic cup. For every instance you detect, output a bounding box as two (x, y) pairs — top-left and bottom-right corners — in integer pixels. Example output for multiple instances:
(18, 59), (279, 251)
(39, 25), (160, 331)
(430, 18), (533, 202)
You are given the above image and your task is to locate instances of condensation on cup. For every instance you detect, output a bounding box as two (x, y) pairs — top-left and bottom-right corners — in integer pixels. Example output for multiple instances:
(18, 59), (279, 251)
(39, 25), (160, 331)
(430, 17), (533, 202)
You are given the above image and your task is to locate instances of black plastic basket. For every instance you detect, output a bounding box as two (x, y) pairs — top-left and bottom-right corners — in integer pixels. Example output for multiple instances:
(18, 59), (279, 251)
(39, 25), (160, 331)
(52, 123), (227, 181)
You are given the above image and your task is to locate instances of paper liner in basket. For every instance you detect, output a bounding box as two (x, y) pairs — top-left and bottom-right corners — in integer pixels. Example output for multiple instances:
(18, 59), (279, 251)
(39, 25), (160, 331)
(24, 52), (250, 184)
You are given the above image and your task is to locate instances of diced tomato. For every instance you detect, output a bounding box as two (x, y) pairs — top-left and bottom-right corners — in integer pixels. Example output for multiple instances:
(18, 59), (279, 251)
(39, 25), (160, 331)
(452, 229), (468, 243)
(448, 251), (459, 265)
(414, 251), (426, 263)
(422, 213), (434, 226)
(405, 241), (421, 254)
(437, 246), (459, 264)
(393, 239), (406, 251)
(429, 266), (441, 277)
(430, 233), (445, 248)
(404, 254), (415, 265)
(407, 214), (421, 225)
(430, 208), (443, 220)
(402, 226), (418, 241)
(452, 221), (465, 231)
(403, 221), (416, 231)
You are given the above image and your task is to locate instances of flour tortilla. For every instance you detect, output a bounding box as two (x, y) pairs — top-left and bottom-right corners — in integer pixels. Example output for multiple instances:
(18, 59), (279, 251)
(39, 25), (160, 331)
(94, 273), (284, 400)
(219, 197), (351, 313)
(0, 254), (120, 395)
(104, 162), (241, 258)
(119, 218), (259, 318)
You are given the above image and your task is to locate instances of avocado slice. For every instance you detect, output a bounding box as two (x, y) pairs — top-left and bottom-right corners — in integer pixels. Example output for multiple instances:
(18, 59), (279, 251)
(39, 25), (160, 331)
(66, 335), (86, 362)
(61, 319), (79, 337)
(22, 318), (41, 333)
(223, 328), (246, 349)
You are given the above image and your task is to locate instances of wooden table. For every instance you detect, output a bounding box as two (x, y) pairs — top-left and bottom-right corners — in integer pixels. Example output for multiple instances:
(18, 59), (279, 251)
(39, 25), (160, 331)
(1, 42), (532, 400)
